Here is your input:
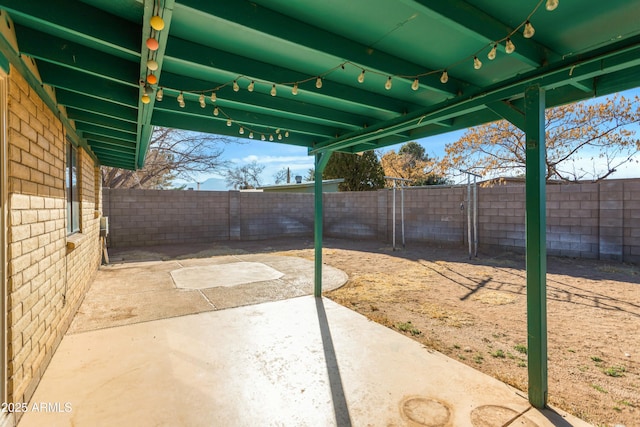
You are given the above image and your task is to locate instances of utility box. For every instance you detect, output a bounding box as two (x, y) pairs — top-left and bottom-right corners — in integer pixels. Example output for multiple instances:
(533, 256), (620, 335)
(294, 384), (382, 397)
(100, 216), (109, 237)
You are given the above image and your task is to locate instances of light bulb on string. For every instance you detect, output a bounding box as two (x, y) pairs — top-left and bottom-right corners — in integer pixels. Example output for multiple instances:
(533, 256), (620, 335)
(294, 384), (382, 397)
(278, 133), (282, 140)
(249, 132), (254, 139)
(239, 127), (244, 135)
(523, 21), (535, 38)
(411, 78), (419, 91)
(385, 76), (392, 90)
(213, 106), (219, 116)
(147, 59), (158, 71)
(440, 70), (449, 84)
(141, 94), (150, 104)
(146, 37), (159, 51)
(546, 0), (559, 11)
(261, 134), (266, 141)
(210, 92), (217, 102)
(488, 44), (497, 60)
(270, 84), (277, 96)
(147, 74), (157, 85)
(233, 80), (240, 92)
(199, 94), (206, 108)
(315, 77), (323, 89)
(248, 81), (255, 92)
(292, 83), (299, 95)
(357, 70), (365, 83)
(150, 15), (165, 31)
(226, 119), (232, 127)
(156, 87), (163, 101)
(505, 39), (515, 54)
(269, 135), (274, 141)
(473, 56), (482, 70)
(285, 131), (289, 138)
(177, 92), (184, 107)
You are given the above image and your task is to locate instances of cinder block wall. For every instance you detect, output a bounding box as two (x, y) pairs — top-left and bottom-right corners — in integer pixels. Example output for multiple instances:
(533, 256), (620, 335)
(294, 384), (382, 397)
(105, 180), (640, 262)
(324, 192), (378, 239)
(103, 189), (230, 246)
(6, 67), (102, 414)
(396, 186), (466, 244)
(238, 192), (313, 241)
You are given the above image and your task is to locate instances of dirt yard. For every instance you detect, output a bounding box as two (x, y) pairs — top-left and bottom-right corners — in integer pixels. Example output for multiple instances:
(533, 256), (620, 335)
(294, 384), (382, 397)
(271, 238), (640, 427)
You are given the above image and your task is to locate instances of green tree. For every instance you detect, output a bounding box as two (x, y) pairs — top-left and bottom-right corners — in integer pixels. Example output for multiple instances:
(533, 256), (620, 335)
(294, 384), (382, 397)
(381, 141), (448, 186)
(439, 94), (640, 182)
(323, 151), (385, 191)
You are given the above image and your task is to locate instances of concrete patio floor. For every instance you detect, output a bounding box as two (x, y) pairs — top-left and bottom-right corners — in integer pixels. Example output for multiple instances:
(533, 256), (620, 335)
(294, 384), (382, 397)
(18, 247), (591, 427)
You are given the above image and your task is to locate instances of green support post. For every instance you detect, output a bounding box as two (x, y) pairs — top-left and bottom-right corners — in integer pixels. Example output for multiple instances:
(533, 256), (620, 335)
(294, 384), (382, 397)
(524, 85), (548, 408)
(314, 152), (332, 297)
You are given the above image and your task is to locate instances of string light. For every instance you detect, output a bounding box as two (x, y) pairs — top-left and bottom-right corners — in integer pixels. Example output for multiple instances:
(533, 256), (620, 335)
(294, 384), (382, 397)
(505, 39), (516, 54)
(146, 37), (159, 51)
(487, 44), (497, 60)
(261, 134), (266, 141)
(144, 0), (555, 136)
(150, 15), (165, 31)
(523, 21), (535, 38)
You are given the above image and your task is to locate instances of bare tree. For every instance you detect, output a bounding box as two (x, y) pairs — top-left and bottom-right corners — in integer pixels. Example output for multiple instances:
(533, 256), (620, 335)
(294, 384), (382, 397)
(273, 167), (289, 184)
(225, 160), (265, 189)
(102, 127), (230, 188)
(439, 94), (640, 182)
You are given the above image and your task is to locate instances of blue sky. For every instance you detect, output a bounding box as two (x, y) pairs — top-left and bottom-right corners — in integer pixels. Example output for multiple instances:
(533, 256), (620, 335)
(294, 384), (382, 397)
(178, 88), (640, 190)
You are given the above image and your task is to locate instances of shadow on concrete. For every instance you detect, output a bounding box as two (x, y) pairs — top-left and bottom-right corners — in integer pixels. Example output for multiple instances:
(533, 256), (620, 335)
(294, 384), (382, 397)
(315, 297), (353, 427)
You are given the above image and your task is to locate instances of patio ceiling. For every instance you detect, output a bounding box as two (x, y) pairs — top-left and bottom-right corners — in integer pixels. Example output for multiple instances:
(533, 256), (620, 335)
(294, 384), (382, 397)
(0, 0), (639, 170)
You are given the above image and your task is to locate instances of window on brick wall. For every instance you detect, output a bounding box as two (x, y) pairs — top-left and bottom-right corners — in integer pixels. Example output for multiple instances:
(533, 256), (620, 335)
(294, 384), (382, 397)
(66, 141), (80, 234)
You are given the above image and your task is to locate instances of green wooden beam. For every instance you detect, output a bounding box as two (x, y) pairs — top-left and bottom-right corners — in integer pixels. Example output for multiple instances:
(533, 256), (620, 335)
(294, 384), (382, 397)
(136, 0), (175, 169)
(56, 90), (138, 123)
(524, 85), (548, 409)
(314, 151), (332, 297)
(405, 0), (555, 67)
(15, 26), (139, 85)
(177, 0), (467, 96)
(310, 37), (640, 154)
(0, 0), (140, 59)
(0, 16), (97, 163)
(162, 39), (427, 116)
(77, 124), (136, 143)
(36, 61), (138, 107)
(66, 108), (138, 134)
(487, 101), (525, 131)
